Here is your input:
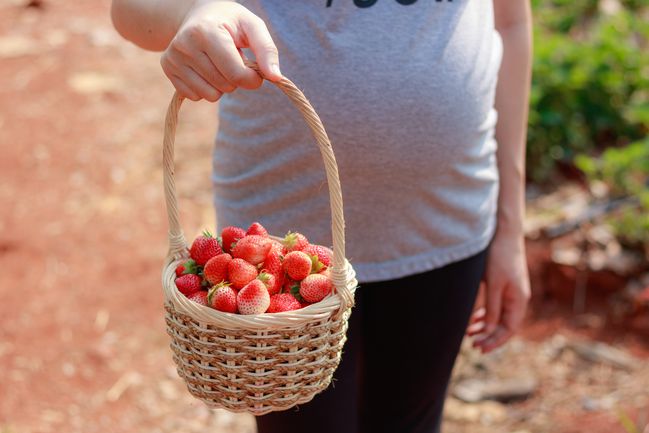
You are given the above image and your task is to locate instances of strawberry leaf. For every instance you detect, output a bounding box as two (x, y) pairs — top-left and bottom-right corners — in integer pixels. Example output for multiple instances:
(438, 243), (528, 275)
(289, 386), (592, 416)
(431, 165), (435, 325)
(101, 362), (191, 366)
(182, 259), (199, 275)
(289, 284), (304, 302)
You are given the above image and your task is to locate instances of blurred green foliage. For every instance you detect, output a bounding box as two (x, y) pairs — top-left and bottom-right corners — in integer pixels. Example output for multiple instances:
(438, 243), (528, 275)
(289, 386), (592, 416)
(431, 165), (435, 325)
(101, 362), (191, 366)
(528, 0), (648, 182)
(575, 137), (649, 249)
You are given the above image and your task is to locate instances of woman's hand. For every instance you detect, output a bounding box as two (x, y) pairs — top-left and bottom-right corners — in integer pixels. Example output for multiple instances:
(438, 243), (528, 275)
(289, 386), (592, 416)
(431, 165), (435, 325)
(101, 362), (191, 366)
(467, 232), (531, 353)
(160, 1), (282, 101)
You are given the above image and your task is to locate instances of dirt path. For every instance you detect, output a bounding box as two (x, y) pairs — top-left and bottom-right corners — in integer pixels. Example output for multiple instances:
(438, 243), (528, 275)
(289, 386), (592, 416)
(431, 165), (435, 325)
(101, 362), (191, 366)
(0, 2), (646, 433)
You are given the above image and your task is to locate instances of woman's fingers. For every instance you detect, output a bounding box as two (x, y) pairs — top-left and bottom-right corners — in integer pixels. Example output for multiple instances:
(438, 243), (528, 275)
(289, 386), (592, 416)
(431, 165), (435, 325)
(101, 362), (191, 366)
(466, 320), (486, 337)
(162, 51), (223, 101)
(473, 324), (513, 353)
(199, 24), (263, 89)
(179, 65), (223, 102)
(240, 14), (282, 81)
(483, 279), (503, 337)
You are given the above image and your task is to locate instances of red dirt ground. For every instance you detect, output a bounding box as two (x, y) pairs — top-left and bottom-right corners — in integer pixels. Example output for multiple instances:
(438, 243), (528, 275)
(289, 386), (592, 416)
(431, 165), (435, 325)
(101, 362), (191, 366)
(0, 2), (647, 433)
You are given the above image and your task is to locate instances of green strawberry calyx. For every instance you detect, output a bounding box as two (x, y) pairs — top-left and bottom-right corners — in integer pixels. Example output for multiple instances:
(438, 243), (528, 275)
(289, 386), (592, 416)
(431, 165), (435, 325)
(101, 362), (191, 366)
(181, 259), (199, 275)
(310, 254), (325, 274)
(289, 284), (304, 303)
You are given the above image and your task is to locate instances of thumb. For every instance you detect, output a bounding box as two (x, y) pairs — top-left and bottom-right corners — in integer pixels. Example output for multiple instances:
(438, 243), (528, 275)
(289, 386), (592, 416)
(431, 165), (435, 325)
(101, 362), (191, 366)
(241, 15), (282, 81)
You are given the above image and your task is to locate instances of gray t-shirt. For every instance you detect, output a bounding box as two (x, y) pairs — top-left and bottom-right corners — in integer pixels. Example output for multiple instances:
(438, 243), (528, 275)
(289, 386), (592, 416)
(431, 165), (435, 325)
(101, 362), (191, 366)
(213, 0), (503, 283)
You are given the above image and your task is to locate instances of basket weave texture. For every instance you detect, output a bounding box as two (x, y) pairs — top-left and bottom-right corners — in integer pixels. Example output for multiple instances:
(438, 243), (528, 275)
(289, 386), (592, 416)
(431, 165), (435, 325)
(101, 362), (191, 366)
(161, 62), (358, 415)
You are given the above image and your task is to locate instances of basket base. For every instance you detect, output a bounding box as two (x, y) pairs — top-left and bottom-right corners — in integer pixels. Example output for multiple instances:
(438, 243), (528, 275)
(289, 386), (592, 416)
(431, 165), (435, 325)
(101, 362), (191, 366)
(165, 303), (352, 415)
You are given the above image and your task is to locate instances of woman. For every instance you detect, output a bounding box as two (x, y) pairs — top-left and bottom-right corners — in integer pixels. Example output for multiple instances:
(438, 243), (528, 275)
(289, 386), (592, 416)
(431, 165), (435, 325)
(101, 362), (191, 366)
(111, 1), (531, 431)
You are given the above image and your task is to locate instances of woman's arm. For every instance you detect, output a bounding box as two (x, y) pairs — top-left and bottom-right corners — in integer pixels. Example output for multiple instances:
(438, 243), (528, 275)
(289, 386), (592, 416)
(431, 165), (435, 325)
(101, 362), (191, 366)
(111, 0), (196, 51)
(110, 0), (282, 101)
(470, 0), (532, 353)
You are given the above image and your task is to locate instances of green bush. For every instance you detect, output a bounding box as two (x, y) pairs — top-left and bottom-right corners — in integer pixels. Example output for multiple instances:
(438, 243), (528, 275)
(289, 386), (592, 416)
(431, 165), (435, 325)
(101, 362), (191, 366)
(575, 138), (649, 250)
(528, 1), (648, 183)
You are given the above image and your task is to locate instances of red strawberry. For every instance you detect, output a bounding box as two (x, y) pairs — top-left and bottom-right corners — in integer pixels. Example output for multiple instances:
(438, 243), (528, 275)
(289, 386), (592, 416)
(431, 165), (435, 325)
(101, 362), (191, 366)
(208, 282), (237, 313)
(187, 290), (209, 306)
(237, 279), (270, 315)
(190, 231), (222, 266)
(231, 235), (272, 265)
(246, 222), (269, 237)
(175, 274), (202, 297)
(203, 253), (232, 285)
(261, 247), (284, 290)
(257, 272), (281, 296)
(283, 251), (312, 281)
(303, 244), (332, 268)
(267, 293), (302, 313)
(221, 226), (246, 254)
(283, 277), (299, 294)
(299, 274), (333, 303)
(282, 231), (309, 253)
(175, 258), (199, 277)
(228, 258), (258, 290)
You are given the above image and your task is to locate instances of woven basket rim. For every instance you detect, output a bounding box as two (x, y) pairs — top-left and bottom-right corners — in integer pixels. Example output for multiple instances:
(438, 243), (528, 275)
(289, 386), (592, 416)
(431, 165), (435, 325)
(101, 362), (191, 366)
(163, 253), (357, 330)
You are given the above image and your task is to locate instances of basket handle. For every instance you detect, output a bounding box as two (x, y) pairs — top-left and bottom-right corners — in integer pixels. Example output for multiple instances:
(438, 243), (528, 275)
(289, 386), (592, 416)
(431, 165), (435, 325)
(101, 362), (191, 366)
(162, 61), (353, 310)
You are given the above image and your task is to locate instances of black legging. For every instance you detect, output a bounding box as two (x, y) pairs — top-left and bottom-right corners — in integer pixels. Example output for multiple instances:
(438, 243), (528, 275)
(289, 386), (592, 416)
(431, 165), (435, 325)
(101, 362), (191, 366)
(256, 248), (487, 433)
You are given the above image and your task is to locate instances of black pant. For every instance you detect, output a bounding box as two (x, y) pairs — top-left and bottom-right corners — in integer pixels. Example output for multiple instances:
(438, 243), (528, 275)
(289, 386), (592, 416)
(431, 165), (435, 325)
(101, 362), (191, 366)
(256, 249), (487, 433)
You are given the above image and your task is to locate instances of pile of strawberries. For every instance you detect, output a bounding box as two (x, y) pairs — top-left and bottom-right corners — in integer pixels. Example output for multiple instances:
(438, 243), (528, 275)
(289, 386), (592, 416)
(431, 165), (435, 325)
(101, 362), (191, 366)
(174, 222), (334, 315)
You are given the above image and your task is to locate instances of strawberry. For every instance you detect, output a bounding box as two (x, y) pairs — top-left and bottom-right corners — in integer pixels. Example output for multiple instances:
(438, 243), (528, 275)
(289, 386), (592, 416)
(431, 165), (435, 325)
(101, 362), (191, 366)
(175, 274), (202, 297)
(257, 272), (281, 296)
(237, 279), (270, 315)
(303, 244), (332, 268)
(246, 222), (269, 237)
(228, 258), (258, 289)
(299, 274), (333, 303)
(282, 231), (309, 253)
(231, 235), (272, 265)
(267, 293), (302, 313)
(221, 226), (246, 254)
(187, 290), (209, 306)
(283, 250), (312, 281)
(190, 231), (222, 266)
(175, 259), (199, 277)
(203, 253), (232, 285)
(261, 246), (284, 291)
(208, 282), (238, 313)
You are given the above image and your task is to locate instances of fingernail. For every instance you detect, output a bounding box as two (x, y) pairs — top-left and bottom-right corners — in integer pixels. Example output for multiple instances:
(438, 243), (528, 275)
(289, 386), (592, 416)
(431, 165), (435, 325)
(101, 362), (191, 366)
(270, 63), (281, 78)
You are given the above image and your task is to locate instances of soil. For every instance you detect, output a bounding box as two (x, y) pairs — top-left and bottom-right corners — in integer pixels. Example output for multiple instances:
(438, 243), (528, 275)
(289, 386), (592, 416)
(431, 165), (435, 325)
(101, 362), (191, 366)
(0, 2), (647, 433)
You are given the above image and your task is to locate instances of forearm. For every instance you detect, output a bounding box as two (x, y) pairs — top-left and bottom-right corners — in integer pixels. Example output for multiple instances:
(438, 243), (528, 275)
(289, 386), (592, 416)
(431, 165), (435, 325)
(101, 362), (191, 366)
(111, 0), (199, 51)
(493, 8), (532, 237)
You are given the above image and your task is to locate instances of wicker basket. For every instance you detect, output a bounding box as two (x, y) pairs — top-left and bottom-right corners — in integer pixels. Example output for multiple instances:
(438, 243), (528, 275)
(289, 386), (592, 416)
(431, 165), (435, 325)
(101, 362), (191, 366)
(160, 62), (358, 415)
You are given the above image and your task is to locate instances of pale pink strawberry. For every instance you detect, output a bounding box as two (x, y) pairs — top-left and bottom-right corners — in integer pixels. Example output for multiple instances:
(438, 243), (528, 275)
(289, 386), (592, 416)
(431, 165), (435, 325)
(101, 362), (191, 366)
(190, 231), (222, 265)
(299, 274), (333, 303)
(228, 258), (258, 290)
(282, 231), (309, 253)
(207, 282), (238, 313)
(302, 244), (332, 267)
(257, 272), (281, 296)
(187, 290), (209, 306)
(267, 293), (302, 313)
(203, 253), (232, 285)
(175, 274), (202, 297)
(237, 279), (270, 315)
(232, 235), (272, 265)
(246, 222), (269, 237)
(283, 250), (312, 281)
(221, 226), (246, 254)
